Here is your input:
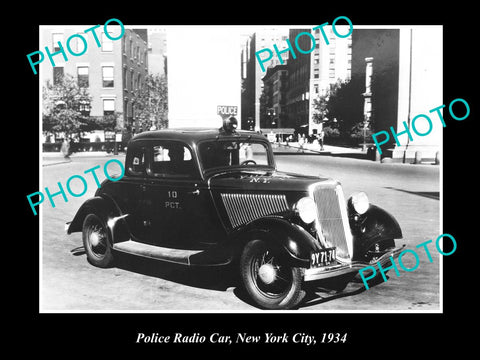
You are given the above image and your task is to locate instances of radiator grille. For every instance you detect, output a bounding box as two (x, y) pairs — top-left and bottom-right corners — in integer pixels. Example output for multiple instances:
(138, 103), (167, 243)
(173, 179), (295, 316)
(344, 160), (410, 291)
(221, 193), (289, 228)
(312, 183), (352, 261)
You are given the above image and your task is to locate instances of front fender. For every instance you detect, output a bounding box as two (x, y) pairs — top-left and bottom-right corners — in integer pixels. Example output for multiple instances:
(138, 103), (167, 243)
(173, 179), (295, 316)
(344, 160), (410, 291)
(234, 217), (322, 268)
(350, 204), (403, 260)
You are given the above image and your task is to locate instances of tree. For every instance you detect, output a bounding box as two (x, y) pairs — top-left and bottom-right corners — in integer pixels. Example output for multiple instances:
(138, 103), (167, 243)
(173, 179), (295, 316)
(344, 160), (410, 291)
(91, 113), (119, 132)
(312, 77), (365, 142)
(326, 77), (364, 138)
(312, 94), (328, 124)
(313, 93), (341, 140)
(131, 74), (168, 131)
(42, 74), (93, 139)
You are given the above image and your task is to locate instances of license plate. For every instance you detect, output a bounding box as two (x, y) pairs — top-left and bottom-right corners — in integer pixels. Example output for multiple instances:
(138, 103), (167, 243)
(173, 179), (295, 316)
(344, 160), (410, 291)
(310, 248), (336, 267)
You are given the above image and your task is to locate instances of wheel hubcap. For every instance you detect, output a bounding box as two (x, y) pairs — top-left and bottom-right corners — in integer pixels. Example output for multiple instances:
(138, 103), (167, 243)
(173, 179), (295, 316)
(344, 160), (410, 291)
(90, 232), (100, 246)
(258, 263), (277, 284)
(87, 221), (107, 257)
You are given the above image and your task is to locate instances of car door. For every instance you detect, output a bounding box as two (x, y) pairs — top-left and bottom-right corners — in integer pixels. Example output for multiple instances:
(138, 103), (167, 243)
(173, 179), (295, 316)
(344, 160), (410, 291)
(142, 140), (224, 249)
(121, 141), (154, 243)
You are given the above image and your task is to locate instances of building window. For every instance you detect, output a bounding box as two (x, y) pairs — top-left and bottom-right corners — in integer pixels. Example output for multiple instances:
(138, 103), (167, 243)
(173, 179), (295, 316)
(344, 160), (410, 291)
(79, 100), (91, 116)
(52, 33), (64, 52)
(77, 66), (89, 87)
(123, 68), (128, 90)
(101, 32), (113, 52)
(103, 99), (115, 116)
(53, 67), (64, 85)
(102, 66), (114, 87)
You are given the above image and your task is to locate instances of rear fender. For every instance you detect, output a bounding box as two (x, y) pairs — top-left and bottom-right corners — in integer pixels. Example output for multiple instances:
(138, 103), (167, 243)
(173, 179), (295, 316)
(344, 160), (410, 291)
(66, 196), (128, 243)
(234, 217), (322, 268)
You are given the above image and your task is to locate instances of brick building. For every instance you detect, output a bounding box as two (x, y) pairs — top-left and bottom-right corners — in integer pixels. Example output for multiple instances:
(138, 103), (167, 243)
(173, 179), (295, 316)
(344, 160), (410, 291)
(262, 64), (288, 128)
(40, 25), (149, 141)
(285, 28), (311, 134)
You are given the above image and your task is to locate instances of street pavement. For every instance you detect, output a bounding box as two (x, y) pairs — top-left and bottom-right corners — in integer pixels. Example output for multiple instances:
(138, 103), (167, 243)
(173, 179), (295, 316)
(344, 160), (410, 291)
(39, 150), (440, 312)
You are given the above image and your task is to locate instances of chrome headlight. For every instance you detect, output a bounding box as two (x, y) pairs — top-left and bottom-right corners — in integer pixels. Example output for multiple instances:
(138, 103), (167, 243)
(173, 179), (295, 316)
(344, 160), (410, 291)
(294, 197), (317, 224)
(348, 192), (370, 215)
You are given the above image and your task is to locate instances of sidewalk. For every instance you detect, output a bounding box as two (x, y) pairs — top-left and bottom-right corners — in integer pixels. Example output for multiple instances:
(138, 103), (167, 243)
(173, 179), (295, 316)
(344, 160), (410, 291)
(273, 142), (366, 157)
(42, 151), (125, 166)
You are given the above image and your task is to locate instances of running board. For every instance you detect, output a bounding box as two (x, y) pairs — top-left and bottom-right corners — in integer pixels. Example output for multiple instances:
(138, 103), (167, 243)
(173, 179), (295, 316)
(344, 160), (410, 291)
(112, 240), (231, 266)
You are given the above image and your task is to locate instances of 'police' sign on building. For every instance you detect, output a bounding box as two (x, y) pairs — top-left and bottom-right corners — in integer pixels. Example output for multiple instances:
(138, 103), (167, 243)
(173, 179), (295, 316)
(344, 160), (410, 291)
(217, 105), (238, 116)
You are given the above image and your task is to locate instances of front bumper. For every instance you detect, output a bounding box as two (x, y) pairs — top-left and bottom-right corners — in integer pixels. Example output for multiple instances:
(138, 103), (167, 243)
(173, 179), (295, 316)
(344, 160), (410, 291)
(303, 245), (406, 282)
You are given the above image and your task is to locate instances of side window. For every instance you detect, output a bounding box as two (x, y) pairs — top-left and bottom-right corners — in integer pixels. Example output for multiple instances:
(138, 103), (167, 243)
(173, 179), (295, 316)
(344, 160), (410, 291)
(127, 146), (146, 176)
(147, 141), (196, 178)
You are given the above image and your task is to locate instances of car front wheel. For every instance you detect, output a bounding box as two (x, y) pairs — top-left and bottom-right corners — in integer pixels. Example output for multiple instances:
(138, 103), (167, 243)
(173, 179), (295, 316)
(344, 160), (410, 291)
(82, 213), (114, 268)
(240, 239), (305, 310)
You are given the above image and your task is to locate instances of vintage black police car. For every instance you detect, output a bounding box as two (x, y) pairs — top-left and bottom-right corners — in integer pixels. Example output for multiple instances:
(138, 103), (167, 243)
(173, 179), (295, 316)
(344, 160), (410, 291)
(66, 118), (405, 310)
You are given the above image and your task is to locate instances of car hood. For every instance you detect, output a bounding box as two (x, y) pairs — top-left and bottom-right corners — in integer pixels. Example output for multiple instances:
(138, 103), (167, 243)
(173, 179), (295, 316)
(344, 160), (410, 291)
(207, 168), (333, 193)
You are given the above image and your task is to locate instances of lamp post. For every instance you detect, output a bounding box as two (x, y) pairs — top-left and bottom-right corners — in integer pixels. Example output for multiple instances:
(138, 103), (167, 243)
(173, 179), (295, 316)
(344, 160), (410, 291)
(267, 108), (276, 128)
(247, 117), (254, 131)
(362, 57), (374, 151)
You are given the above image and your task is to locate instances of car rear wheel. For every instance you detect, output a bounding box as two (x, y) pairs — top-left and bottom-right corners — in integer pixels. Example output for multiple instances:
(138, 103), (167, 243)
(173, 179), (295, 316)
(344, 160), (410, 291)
(240, 239), (305, 310)
(82, 213), (114, 268)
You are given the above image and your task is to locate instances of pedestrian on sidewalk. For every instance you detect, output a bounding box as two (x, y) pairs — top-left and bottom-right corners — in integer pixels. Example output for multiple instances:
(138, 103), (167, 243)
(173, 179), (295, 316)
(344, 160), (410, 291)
(298, 133), (305, 153)
(61, 138), (70, 159)
(68, 137), (75, 157)
(319, 129), (325, 151)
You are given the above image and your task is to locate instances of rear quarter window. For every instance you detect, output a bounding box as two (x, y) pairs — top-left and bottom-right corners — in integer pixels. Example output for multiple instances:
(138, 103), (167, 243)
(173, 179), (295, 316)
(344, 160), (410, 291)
(127, 146), (146, 176)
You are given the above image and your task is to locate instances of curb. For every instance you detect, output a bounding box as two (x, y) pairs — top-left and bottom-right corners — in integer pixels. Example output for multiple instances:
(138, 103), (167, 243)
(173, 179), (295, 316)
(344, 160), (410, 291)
(42, 152), (126, 166)
(42, 158), (72, 167)
(273, 149), (333, 156)
(273, 144), (324, 155)
(275, 143), (362, 156)
(42, 151), (124, 158)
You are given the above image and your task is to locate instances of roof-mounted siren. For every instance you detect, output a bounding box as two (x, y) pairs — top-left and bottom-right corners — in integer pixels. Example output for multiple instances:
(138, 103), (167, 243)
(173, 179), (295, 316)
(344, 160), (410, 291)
(221, 116), (238, 134)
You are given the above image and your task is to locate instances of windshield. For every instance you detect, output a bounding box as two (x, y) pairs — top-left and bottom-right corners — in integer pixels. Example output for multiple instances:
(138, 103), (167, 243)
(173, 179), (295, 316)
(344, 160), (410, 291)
(199, 140), (273, 172)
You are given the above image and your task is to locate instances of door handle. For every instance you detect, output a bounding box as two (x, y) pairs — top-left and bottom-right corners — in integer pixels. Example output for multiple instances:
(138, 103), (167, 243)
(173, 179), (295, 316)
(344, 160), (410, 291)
(188, 189), (200, 196)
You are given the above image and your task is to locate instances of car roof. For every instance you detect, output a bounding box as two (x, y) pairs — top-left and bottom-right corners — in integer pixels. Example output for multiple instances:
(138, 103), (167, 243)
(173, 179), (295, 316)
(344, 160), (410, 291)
(130, 127), (268, 145)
